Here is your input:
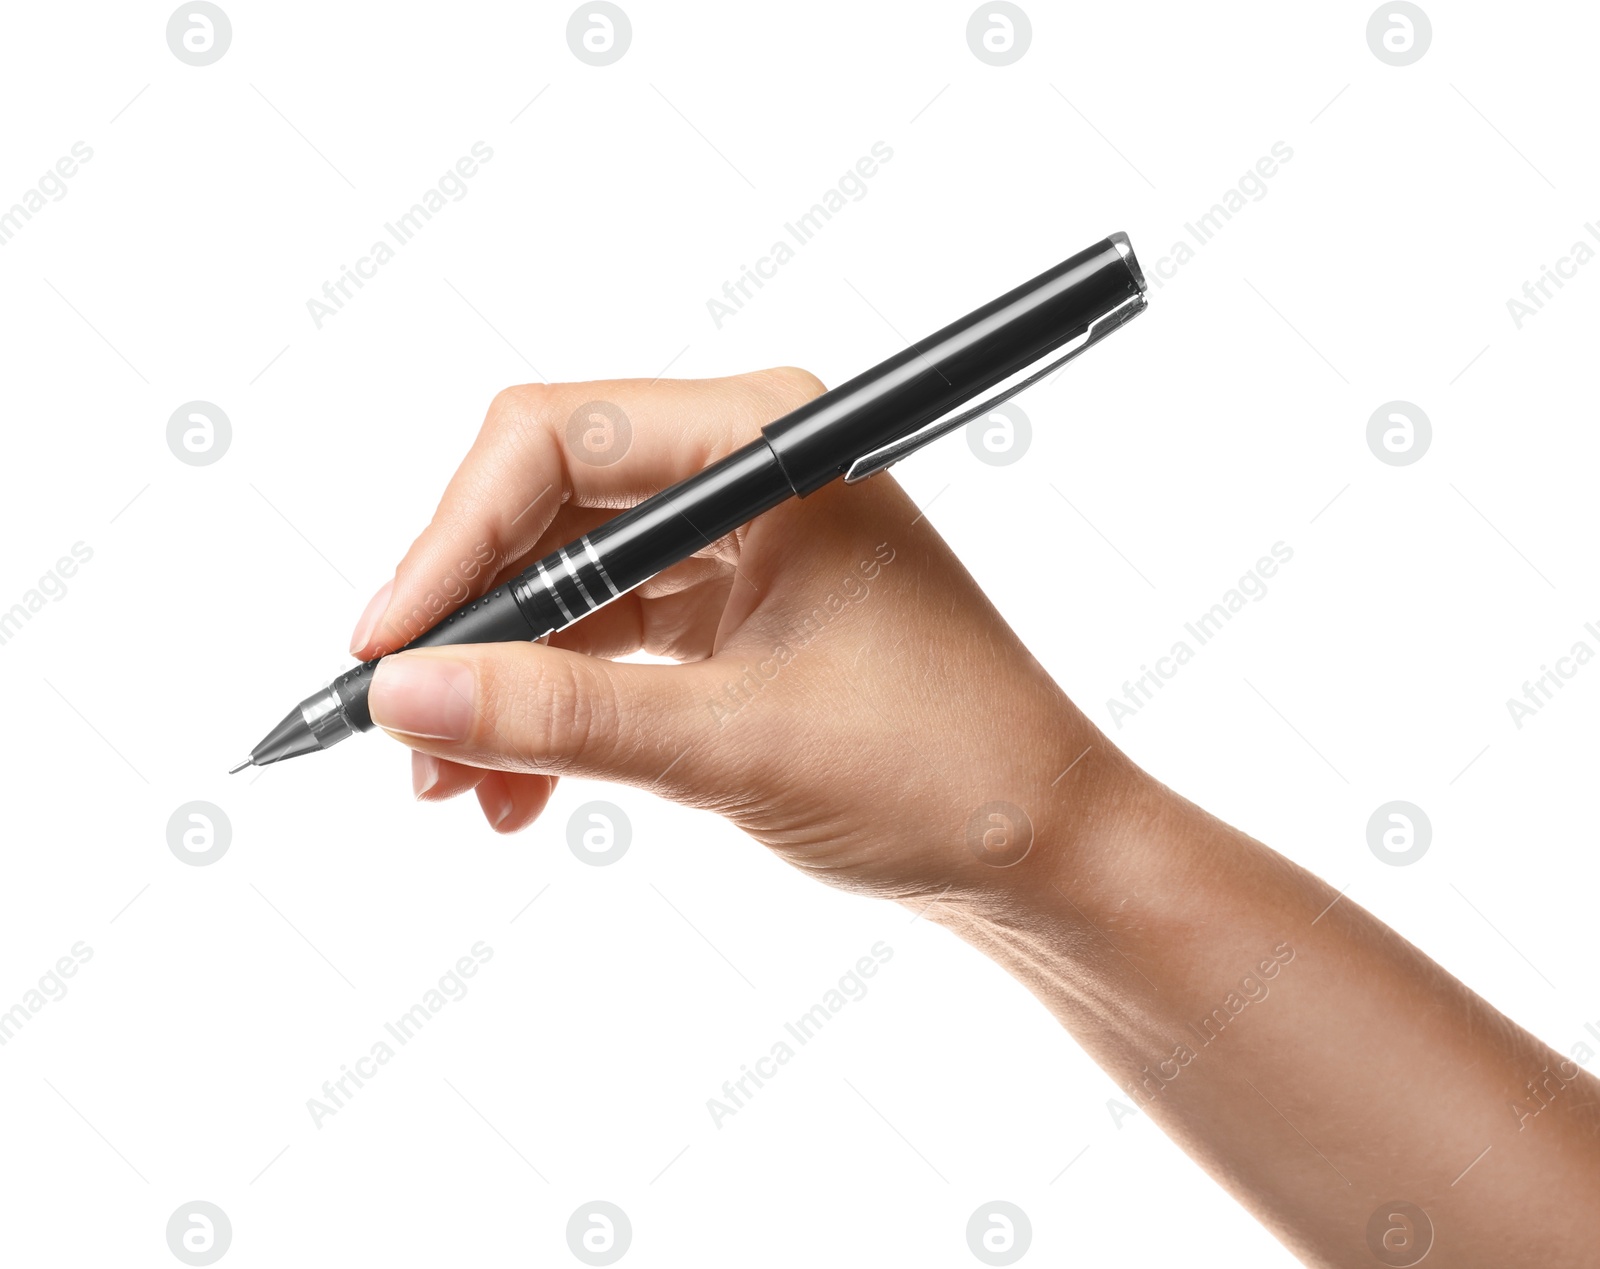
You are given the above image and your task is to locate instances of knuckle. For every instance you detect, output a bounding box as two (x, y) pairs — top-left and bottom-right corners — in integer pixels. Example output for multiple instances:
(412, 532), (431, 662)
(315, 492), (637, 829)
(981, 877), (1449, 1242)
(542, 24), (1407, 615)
(759, 364), (827, 408)
(487, 382), (566, 482)
(487, 382), (554, 434)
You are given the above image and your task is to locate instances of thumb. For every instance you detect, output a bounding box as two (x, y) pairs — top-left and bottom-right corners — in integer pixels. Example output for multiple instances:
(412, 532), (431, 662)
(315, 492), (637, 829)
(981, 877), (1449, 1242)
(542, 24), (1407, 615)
(367, 642), (741, 800)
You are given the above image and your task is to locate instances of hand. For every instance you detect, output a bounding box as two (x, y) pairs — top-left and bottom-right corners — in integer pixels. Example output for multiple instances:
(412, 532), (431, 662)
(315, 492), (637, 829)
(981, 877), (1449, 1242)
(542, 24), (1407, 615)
(356, 369), (1121, 907)
(353, 369), (1600, 1266)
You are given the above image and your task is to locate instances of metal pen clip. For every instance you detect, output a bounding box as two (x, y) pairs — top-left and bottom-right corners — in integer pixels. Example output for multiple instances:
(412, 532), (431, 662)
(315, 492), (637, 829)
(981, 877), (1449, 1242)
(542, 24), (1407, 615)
(843, 289), (1147, 483)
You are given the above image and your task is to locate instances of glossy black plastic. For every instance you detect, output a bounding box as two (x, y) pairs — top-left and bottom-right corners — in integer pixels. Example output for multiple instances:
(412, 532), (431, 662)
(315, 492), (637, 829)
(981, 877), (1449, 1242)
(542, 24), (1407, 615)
(570, 439), (792, 598)
(502, 440), (791, 637)
(332, 581), (538, 730)
(761, 236), (1142, 495)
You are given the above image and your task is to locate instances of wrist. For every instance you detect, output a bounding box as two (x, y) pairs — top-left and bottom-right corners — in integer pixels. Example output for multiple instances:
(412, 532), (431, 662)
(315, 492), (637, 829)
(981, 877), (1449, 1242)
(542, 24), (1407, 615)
(929, 737), (1319, 1043)
(936, 711), (1167, 932)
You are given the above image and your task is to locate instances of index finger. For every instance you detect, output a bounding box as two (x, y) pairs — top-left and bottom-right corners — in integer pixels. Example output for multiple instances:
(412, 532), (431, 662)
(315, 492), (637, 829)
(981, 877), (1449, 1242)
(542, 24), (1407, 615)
(351, 366), (825, 659)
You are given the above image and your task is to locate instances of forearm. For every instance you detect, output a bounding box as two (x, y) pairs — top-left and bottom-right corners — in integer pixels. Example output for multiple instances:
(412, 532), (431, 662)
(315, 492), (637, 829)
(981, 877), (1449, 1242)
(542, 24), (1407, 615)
(935, 750), (1600, 1266)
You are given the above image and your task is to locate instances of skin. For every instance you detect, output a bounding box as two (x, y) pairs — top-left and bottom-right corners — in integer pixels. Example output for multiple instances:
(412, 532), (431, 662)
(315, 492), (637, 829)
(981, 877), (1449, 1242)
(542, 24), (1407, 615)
(356, 369), (1600, 1266)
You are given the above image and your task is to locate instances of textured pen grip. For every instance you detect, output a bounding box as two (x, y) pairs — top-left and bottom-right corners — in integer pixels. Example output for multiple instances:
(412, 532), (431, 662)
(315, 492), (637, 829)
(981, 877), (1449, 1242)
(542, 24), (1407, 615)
(331, 580), (542, 730)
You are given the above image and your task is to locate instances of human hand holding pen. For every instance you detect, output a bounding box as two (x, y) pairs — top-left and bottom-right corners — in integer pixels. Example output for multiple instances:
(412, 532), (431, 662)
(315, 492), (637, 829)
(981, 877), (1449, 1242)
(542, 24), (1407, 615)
(237, 238), (1144, 773)
(355, 367), (1108, 906)
(358, 371), (1600, 1266)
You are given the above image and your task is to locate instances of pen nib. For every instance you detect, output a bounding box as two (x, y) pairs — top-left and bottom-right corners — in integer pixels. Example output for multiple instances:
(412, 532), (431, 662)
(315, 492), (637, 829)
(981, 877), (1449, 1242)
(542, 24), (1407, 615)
(228, 758), (253, 775)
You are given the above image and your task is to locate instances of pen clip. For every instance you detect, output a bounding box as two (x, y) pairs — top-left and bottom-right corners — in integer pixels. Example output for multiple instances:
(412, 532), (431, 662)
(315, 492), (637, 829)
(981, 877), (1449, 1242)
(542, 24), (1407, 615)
(843, 290), (1146, 483)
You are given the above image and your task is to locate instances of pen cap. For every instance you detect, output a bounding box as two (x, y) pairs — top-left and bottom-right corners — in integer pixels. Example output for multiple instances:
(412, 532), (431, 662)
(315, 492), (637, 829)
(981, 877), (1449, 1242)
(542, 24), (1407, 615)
(761, 233), (1146, 495)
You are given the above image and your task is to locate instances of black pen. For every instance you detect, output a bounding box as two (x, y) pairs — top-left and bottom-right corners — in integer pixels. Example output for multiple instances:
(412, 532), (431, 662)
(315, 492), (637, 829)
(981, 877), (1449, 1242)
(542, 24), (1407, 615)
(233, 232), (1148, 771)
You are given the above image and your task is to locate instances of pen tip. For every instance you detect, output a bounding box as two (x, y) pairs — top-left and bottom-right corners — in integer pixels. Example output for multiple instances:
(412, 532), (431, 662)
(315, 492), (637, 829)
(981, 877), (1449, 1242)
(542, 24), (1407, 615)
(228, 758), (253, 775)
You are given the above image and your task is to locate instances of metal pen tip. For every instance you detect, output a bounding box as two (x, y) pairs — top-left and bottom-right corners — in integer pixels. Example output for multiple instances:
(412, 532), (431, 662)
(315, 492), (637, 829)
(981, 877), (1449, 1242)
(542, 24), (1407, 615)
(228, 758), (253, 775)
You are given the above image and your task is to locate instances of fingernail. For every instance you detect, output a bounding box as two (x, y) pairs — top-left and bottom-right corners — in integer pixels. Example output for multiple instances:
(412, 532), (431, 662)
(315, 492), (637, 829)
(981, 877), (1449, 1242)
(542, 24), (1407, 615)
(412, 750), (441, 798)
(350, 577), (394, 655)
(479, 778), (514, 831)
(370, 654), (477, 741)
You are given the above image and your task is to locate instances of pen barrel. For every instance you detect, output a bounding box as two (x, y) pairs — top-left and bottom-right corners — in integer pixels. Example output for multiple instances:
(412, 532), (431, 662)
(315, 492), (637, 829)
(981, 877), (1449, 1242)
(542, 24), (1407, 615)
(262, 235), (1149, 764)
(327, 439), (794, 734)
(509, 436), (794, 637)
(330, 579), (543, 729)
(761, 235), (1146, 495)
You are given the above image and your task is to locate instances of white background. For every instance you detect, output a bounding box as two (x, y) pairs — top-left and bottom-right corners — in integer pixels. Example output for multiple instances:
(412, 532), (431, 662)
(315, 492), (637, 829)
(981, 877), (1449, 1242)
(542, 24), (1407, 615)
(0, 2), (1595, 1265)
